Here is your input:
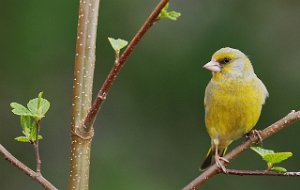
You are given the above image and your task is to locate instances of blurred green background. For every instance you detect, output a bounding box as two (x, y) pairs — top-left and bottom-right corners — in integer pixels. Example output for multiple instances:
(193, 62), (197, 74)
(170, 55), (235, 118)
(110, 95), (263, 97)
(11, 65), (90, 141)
(1, 0), (300, 189)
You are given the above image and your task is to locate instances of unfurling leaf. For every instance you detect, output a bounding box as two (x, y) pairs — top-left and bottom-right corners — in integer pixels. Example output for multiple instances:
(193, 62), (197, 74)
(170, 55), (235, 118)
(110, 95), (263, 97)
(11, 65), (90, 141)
(11, 92), (50, 143)
(263, 152), (293, 165)
(158, 3), (181, 21)
(38, 135), (43, 140)
(15, 136), (30, 142)
(27, 92), (50, 119)
(20, 116), (32, 137)
(271, 166), (287, 173)
(251, 146), (293, 171)
(10, 102), (33, 116)
(251, 146), (274, 157)
(108, 37), (128, 52)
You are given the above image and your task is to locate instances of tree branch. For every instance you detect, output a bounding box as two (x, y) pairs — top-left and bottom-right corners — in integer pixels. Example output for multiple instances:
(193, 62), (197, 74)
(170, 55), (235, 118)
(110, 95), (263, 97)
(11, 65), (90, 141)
(225, 169), (300, 176)
(82, 0), (170, 131)
(0, 144), (57, 190)
(33, 120), (41, 175)
(183, 110), (300, 190)
(69, 0), (169, 189)
(68, 0), (100, 189)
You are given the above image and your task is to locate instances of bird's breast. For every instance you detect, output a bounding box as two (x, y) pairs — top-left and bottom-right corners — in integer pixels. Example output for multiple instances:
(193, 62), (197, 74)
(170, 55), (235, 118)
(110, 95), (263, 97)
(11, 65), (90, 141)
(204, 77), (265, 144)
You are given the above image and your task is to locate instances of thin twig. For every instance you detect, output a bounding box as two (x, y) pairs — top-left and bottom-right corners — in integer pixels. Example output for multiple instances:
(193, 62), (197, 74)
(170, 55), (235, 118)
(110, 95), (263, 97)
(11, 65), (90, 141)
(225, 169), (300, 176)
(0, 144), (57, 190)
(82, 0), (170, 131)
(33, 120), (42, 175)
(183, 110), (300, 190)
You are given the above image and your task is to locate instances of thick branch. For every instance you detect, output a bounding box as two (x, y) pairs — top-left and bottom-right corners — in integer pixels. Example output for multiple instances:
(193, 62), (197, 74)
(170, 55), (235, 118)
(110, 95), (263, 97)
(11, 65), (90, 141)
(83, 0), (170, 131)
(71, 0), (99, 138)
(183, 110), (300, 190)
(68, 0), (100, 189)
(0, 144), (57, 190)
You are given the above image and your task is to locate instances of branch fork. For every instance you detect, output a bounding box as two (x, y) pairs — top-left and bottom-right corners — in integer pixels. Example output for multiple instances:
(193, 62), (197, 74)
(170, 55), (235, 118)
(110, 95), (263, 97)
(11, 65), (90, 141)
(69, 1), (170, 190)
(0, 144), (57, 190)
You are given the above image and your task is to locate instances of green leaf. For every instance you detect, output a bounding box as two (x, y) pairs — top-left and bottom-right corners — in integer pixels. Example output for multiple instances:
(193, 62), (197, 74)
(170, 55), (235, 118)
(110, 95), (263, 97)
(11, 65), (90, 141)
(38, 135), (43, 140)
(27, 96), (50, 119)
(159, 3), (181, 21)
(12, 92), (48, 143)
(30, 122), (38, 141)
(263, 152), (293, 165)
(164, 11), (181, 20)
(37, 92), (50, 115)
(38, 92), (43, 107)
(271, 166), (287, 173)
(251, 146), (274, 157)
(10, 102), (33, 116)
(39, 99), (50, 116)
(27, 98), (38, 116)
(15, 136), (30, 142)
(108, 37), (128, 52)
(20, 116), (31, 130)
(20, 116), (32, 136)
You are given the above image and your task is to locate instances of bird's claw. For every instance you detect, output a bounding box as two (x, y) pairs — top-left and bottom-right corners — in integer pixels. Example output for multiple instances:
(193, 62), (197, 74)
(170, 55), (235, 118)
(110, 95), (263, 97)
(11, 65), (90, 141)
(252, 129), (263, 142)
(215, 155), (229, 173)
(246, 129), (263, 144)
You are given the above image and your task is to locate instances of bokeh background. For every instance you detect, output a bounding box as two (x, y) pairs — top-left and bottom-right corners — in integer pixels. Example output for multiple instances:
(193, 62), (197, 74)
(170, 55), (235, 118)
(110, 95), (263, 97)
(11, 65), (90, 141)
(1, 0), (300, 189)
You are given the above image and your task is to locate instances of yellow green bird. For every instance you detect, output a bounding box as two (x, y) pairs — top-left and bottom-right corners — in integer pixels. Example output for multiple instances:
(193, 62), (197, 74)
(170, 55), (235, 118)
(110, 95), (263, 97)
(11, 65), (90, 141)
(201, 47), (268, 172)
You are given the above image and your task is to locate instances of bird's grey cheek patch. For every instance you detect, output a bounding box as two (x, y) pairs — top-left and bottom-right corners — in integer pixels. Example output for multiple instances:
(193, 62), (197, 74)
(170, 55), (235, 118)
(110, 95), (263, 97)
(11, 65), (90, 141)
(231, 59), (244, 72)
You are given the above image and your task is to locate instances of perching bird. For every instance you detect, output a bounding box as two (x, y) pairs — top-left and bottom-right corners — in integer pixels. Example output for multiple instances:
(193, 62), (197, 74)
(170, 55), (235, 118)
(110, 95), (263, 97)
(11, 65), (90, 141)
(201, 47), (268, 172)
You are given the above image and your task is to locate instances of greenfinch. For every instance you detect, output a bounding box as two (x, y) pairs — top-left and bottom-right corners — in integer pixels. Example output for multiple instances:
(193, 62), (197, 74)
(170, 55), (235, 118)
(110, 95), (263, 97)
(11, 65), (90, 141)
(201, 47), (268, 172)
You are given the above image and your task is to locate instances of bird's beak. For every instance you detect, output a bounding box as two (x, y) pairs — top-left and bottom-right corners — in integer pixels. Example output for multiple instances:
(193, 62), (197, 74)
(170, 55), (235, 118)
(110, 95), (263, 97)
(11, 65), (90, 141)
(203, 61), (221, 72)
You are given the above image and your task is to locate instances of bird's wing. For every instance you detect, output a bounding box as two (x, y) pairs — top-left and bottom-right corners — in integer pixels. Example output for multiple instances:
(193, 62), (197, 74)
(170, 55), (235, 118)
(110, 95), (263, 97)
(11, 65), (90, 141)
(255, 77), (269, 104)
(204, 80), (213, 109)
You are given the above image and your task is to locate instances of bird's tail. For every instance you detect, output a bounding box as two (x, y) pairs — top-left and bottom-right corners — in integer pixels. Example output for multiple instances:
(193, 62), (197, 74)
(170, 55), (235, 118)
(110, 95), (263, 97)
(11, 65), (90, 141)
(200, 145), (227, 170)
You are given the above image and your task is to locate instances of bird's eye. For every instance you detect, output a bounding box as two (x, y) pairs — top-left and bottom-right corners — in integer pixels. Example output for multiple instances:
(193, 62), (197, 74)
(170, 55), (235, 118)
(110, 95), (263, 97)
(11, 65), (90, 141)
(222, 57), (231, 64)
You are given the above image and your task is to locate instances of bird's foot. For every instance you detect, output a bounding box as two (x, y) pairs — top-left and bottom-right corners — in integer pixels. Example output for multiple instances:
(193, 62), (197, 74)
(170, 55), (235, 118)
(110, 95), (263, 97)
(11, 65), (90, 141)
(215, 155), (229, 173)
(246, 129), (263, 144)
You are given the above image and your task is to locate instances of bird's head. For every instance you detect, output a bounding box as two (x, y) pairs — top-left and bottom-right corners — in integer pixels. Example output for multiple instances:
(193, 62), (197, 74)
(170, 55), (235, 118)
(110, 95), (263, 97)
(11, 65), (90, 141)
(203, 47), (254, 79)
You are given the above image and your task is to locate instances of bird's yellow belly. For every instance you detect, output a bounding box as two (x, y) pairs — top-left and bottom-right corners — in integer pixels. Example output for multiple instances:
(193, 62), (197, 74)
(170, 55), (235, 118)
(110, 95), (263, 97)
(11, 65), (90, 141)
(205, 80), (263, 147)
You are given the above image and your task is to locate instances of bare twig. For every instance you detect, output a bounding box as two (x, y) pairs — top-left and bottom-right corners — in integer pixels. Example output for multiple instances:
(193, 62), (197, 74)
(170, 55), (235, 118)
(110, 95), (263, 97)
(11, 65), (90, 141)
(183, 110), (300, 190)
(226, 169), (300, 176)
(82, 0), (170, 131)
(0, 144), (57, 190)
(33, 120), (42, 175)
